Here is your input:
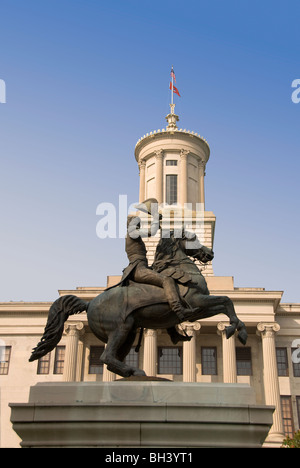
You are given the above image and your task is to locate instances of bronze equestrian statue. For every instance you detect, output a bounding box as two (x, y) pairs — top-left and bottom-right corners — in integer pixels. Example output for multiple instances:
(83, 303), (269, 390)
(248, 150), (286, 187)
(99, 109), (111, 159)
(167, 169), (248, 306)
(29, 201), (248, 378)
(110, 198), (200, 321)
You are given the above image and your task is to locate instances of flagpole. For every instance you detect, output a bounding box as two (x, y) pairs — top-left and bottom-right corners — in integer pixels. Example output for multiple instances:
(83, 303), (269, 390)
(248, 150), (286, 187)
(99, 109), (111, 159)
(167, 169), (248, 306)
(171, 65), (174, 107)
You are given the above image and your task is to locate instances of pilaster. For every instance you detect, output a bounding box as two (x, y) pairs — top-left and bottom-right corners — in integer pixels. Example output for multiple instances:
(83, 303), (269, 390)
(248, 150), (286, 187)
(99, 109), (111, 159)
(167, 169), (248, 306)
(138, 159), (146, 202)
(198, 159), (205, 207)
(180, 149), (189, 206)
(155, 150), (164, 204)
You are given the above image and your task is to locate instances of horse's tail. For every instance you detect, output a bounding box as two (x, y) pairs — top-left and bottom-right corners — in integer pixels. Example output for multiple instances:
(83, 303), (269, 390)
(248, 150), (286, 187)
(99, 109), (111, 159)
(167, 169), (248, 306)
(29, 295), (88, 362)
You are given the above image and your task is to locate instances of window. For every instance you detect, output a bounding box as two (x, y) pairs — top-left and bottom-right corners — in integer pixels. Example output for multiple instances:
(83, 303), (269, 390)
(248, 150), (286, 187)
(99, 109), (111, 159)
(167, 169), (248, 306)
(89, 346), (104, 374)
(125, 347), (139, 368)
(201, 347), (217, 375)
(0, 346), (11, 375)
(37, 353), (51, 374)
(166, 175), (177, 205)
(166, 160), (177, 166)
(236, 347), (252, 375)
(158, 347), (182, 374)
(281, 396), (294, 438)
(297, 397), (300, 428)
(53, 346), (65, 374)
(276, 348), (289, 376)
(292, 348), (300, 377)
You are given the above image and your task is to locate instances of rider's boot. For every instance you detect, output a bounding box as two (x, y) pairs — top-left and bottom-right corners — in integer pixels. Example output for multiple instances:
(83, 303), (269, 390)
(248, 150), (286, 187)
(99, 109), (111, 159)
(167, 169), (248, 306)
(163, 277), (198, 322)
(171, 301), (198, 322)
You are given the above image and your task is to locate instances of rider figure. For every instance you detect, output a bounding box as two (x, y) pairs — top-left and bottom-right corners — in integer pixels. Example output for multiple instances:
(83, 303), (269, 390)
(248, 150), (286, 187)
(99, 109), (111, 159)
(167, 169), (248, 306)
(122, 199), (196, 322)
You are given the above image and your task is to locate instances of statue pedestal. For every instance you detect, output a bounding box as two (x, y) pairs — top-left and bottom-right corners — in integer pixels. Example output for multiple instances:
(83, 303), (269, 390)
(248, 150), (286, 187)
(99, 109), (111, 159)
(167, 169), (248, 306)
(10, 381), (274, 448)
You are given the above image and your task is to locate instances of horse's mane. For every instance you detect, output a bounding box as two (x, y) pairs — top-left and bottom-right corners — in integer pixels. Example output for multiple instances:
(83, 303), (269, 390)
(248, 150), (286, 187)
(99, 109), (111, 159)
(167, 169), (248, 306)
(153, 232), (182, 270)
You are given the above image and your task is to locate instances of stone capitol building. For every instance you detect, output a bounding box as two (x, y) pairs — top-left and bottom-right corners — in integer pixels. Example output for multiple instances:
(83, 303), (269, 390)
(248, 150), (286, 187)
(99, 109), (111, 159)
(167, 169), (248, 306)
(1, 104), (300, 448)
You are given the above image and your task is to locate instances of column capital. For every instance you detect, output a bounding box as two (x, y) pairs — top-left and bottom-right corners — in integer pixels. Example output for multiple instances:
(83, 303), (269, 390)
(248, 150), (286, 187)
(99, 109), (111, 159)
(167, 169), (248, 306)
(256, 322), (280, 337)
(154, 149), (164, 159)
(138, 159), (146, 168)
(144, 328), (158, 337)
(180, 148), (189, 159)
(198, 158), (206, 175)
(182, 321), (201, 333)
(64, 322), (85, 336)
(217, 321), (229, 335)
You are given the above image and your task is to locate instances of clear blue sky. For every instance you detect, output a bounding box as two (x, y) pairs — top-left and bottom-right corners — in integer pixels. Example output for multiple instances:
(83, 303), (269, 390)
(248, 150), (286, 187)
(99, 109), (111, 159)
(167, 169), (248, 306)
(0, 0), (299, 303)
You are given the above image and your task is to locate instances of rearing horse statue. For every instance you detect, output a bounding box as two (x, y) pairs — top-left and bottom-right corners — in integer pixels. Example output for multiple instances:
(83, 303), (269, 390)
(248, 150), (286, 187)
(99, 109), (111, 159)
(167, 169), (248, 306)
(29, 231), (247, 378)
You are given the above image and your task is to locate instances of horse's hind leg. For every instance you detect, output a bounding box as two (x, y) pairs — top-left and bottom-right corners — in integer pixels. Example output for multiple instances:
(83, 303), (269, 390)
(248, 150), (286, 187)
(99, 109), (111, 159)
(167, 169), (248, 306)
(187, 295), (248, 345)
(208, 297), (247, 345)
(100, 316), (146, 378)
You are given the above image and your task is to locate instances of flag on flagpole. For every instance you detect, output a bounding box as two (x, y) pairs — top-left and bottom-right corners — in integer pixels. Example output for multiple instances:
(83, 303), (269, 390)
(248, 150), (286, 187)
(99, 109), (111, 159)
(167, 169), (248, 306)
(170, 67), (176, 83)
(170, 81), (181, 97)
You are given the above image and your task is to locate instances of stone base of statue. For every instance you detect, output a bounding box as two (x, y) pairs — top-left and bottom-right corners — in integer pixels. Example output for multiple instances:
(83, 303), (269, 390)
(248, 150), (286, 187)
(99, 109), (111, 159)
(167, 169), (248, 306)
(10, 381), (274, 448)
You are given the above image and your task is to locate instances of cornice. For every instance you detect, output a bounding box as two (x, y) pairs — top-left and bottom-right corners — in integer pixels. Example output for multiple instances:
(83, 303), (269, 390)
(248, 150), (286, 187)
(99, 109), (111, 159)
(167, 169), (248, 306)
(0, 302), (52, 314)
(209, 289), (283, 311)
(211, 289), (283, 299)
(135, 129), (210, 162)
(275, 303), (300, 316)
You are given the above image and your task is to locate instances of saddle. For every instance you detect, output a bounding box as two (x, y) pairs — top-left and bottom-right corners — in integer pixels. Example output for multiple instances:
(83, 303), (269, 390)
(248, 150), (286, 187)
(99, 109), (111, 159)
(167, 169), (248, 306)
(119, 280), (189, 322)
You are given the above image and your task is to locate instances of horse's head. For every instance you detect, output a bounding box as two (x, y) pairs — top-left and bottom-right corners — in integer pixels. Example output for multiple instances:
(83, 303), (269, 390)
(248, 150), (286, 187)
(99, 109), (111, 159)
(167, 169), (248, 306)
(153, 230), (214, 268)
(191, 244), (214, 263)
(181, 231), (214, 264)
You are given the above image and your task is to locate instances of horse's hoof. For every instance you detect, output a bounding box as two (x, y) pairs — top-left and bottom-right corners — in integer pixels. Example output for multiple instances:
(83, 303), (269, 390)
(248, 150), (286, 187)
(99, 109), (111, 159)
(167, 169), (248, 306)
(180, 335), (192, 342)
(238, 329), (248, 345)
(168, 331), (192, 344)
(225, 325), (235, 339)
(133, 369), (146, 377)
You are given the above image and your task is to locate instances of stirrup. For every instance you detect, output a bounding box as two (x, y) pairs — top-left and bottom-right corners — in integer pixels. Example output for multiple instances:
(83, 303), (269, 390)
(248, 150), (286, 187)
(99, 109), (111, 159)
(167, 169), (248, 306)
(176, 310), (185, 321)
(176, 307), (198, 322)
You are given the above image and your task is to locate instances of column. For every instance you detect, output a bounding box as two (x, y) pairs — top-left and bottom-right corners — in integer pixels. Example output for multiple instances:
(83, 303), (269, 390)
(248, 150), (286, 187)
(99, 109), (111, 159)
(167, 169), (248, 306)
(63, 322), (84, 382)
(76, 339), (85, 381)
(182, 322), (201, 382)
(102, 344), (116, 381)
(139, 159), (146, 202)
(103, 365), (116, 382)
(198, 159), (205, 208)
(143, 329), (157, 376)
(217, 322), (237, 383)
(155, 150), (163, 204)
(180, 149), (188, 207)
(257, 322), (285, 443)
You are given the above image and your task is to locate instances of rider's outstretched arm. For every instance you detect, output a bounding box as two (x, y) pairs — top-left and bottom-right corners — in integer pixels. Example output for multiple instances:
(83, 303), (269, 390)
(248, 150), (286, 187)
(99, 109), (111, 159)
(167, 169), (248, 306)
(128, 214), (161, 239)
(140, 213), (161, 238)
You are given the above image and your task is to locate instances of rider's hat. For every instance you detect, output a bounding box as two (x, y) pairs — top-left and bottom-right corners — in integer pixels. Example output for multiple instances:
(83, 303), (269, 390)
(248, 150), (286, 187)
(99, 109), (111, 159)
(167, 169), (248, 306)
(134, 198), (159, 216)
